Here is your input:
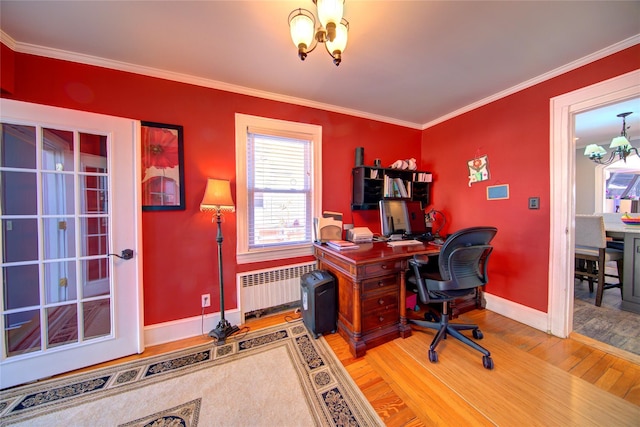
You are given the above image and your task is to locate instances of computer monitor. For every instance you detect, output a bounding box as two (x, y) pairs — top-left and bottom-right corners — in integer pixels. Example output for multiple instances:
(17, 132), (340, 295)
(379, 200), (410, 238)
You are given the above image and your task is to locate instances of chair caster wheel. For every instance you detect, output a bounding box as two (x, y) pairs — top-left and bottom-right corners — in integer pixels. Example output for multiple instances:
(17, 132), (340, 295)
(473, 329), (484, 340)
(428, 350), (439, 363)
(482, 355), (494, 370)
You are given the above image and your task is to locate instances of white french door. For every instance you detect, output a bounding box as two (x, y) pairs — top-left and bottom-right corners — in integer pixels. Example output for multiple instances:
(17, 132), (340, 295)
(0, 99), (143, 389)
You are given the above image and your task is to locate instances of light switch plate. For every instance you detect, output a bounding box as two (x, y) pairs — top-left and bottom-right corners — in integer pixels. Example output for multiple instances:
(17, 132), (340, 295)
(528, 197), (540, 209)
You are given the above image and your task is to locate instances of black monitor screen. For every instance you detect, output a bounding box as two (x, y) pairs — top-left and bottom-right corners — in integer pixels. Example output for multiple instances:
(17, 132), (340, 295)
(406, 201), (427, 235)
(379, 200), (409, 237)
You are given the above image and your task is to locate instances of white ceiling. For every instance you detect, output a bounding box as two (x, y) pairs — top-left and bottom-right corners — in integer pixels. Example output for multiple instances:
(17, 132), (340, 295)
(1, 1), (639, 137)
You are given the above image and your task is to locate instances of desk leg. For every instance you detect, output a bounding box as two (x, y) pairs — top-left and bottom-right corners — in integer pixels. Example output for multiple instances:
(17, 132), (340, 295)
(399, 270), (412, 338)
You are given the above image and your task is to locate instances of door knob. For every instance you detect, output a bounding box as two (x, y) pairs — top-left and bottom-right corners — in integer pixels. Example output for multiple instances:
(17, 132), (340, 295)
(109, 249), (134, 260)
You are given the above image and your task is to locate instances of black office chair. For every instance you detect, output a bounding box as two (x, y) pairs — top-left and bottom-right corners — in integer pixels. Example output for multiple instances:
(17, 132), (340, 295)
(407, 226), (497, 370)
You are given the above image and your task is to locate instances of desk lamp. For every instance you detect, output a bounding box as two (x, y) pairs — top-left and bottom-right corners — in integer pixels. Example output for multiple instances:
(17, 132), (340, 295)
(200, 178), (239, 344)
(426, 209), (446, 244)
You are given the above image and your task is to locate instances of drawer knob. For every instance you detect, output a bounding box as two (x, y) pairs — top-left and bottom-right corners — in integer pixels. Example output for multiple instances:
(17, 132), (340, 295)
(381, 264), (388, 269)
(379, 316), (385, 322)
(378, 298), (384, 305)
(377, 281), (384, 287)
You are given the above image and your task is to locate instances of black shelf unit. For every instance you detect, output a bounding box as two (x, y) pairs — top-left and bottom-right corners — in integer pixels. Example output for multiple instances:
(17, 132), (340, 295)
(352, 166), (432, 210)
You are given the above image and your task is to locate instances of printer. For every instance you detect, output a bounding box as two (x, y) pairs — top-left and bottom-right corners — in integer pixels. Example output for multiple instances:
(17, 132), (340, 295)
(346, 227), (374, 243)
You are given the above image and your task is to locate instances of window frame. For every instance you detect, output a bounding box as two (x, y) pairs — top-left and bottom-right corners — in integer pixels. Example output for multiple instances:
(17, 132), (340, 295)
(235, 113), (322, 264)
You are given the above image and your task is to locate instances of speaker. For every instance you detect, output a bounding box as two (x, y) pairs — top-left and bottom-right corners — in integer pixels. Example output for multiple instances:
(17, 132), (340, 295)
(300, 270), (336, 338)
(355, 147), (364, 166)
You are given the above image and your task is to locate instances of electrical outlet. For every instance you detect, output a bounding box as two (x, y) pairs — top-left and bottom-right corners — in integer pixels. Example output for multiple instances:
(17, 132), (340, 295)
(201, 294), (210, 308)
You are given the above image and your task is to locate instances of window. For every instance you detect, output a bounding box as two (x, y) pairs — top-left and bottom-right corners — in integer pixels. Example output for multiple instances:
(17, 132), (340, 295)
(235, 114), (322, 263)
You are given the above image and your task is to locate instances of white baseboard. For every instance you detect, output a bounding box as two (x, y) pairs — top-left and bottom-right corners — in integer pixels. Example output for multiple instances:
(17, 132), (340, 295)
(484, 293), (550, 334)
(144, 309), (242, 347)
(143, 295), (550, 348)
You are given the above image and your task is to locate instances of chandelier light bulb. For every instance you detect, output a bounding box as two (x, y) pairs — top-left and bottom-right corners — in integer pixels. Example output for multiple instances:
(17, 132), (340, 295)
(289, 9), (316, 60)
(315, 0), (344, 41)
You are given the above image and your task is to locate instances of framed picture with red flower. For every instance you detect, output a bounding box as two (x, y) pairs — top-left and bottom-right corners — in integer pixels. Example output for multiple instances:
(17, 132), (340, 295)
(141, 121), (185, 211)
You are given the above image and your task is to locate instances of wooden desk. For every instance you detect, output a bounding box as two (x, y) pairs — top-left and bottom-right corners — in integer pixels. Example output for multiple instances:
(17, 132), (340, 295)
(313, 241), (439, 357)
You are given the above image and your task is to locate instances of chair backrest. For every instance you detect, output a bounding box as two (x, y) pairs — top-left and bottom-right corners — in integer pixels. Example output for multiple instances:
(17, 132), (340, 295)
(575, 215), (606, 249)
(409, 227), (497, 300)
(437, 226), (497, 280)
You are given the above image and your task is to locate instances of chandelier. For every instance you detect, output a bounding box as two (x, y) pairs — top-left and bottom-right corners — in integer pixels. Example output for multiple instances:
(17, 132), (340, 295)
(585, 112), (637, 164)
(288, 0), (349, 66)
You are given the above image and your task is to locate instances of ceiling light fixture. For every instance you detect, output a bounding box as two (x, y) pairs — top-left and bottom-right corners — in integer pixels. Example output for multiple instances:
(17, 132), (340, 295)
(288, 0), (349, 66)
(585, 112), (637, 164)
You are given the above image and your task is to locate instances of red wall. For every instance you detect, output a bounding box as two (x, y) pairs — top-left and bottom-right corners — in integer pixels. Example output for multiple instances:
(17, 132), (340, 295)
(1, 48), (421, 325)
(3, 44), (638, 322)
(422, 44), (640, 312)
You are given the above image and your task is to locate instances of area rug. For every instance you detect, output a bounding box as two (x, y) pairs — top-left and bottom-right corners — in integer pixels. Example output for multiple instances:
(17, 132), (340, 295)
(0, 320), (383, 426)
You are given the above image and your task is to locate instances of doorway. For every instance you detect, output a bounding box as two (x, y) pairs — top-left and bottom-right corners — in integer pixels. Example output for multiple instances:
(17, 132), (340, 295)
(549, 69), (640, 339)
(0, 100), (143, 389)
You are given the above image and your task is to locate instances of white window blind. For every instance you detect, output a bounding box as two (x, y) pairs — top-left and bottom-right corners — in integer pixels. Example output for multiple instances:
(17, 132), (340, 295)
(247, 132), (311, 248)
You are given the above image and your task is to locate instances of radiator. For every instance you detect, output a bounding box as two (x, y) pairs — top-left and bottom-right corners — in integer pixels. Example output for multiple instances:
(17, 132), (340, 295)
(239, 261), (317, 316)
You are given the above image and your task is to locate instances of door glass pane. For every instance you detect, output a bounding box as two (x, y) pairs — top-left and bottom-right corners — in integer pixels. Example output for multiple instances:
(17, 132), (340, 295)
(1, 171), (37, 215)
(42, 172), (75, 215)
(1, 124), (36, 169)
(2, 218), (38, 263)
(82, 175), (108, 214)
(83, 299), (110, 339)
(82, 259), (110, 298)
(47, 304), (78, 348)
(43, 218), (76, 259)
(3, 264), (40, 310)
(5, 310), (41, 357)
(42, 128), (73, 171)
(44, 261), (77, 304)
(80, 133), (107, 172)
(82, 217), (108, 256)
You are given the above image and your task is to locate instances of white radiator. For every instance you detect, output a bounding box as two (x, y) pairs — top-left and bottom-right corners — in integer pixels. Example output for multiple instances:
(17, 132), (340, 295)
(239, 261), (317, 316)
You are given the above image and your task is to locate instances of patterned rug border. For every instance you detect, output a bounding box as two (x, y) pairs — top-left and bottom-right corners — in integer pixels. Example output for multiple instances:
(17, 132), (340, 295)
(0, 319), (382, 427)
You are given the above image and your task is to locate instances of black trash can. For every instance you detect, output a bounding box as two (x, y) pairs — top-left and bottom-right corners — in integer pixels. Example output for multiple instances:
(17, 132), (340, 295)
(300, 269), (336, 338)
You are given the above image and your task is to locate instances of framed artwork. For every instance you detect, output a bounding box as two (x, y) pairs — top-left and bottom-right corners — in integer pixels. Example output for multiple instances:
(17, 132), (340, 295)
(141, 121), (185, 211)
(487, 184), (509, 200)
(467, 154), (490, 186)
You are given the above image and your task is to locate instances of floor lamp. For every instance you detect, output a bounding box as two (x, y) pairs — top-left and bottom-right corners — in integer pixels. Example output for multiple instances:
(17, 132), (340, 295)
(200, 178), (239, 345)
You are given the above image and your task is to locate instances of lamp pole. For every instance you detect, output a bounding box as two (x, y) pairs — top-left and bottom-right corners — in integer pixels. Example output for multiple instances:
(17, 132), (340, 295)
(208, 207), (239, 344)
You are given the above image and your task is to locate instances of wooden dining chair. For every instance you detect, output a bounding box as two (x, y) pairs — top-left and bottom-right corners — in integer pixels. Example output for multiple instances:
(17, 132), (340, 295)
(574, 215), (623, 306)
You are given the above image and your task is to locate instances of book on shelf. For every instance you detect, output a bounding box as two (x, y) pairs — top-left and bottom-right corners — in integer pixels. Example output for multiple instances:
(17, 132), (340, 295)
(326, 240), (360, 250)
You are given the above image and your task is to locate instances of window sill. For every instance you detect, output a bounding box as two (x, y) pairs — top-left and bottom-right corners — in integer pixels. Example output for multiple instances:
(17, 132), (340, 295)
(236, 244), (314, 264)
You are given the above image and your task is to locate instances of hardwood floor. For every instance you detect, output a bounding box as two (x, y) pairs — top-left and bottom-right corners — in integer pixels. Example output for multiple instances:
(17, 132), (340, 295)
(52, 308), (640, 425)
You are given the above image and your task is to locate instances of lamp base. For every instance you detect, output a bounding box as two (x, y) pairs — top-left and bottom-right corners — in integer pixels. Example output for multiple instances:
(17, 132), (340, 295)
(208, 319), (240, 345)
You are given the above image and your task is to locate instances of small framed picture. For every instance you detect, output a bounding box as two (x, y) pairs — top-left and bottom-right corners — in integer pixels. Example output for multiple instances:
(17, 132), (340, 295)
(141, 121), (185, 211)
(487, 184), (509, 200)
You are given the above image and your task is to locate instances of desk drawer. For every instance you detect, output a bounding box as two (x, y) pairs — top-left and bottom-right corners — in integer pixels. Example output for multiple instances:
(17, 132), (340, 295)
(363, 275), (397, 293)
(363, 261), (401, 278)
(362, 293), (398, 312)
(362, 305), (398, 331)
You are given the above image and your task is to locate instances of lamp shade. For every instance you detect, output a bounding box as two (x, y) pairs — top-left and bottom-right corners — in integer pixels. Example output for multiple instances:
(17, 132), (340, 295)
(200, 178), (235, 212)
(610, 136), (631, 149)
(326, 18), (348, 55)
(316, 0), (344, 29)
(584, 144), (607, 157)
(289, 8), (315, 49)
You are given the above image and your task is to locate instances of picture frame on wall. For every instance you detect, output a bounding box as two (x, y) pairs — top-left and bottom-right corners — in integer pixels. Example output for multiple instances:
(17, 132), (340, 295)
(141, 121), (185, 211)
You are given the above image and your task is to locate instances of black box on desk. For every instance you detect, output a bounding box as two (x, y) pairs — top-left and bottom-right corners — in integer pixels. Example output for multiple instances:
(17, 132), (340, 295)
(300, 270), (336, 338)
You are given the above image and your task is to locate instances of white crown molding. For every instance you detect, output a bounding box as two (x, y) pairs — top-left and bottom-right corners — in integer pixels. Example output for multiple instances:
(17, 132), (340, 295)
(2, 29), (637, 131)
(0, 29), (420, 130)
(0, 30), (16, 50)
(421, 34), (640, 130)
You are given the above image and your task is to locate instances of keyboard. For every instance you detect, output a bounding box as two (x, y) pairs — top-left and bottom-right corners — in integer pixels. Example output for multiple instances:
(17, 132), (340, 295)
(387, 239), (423, 247)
